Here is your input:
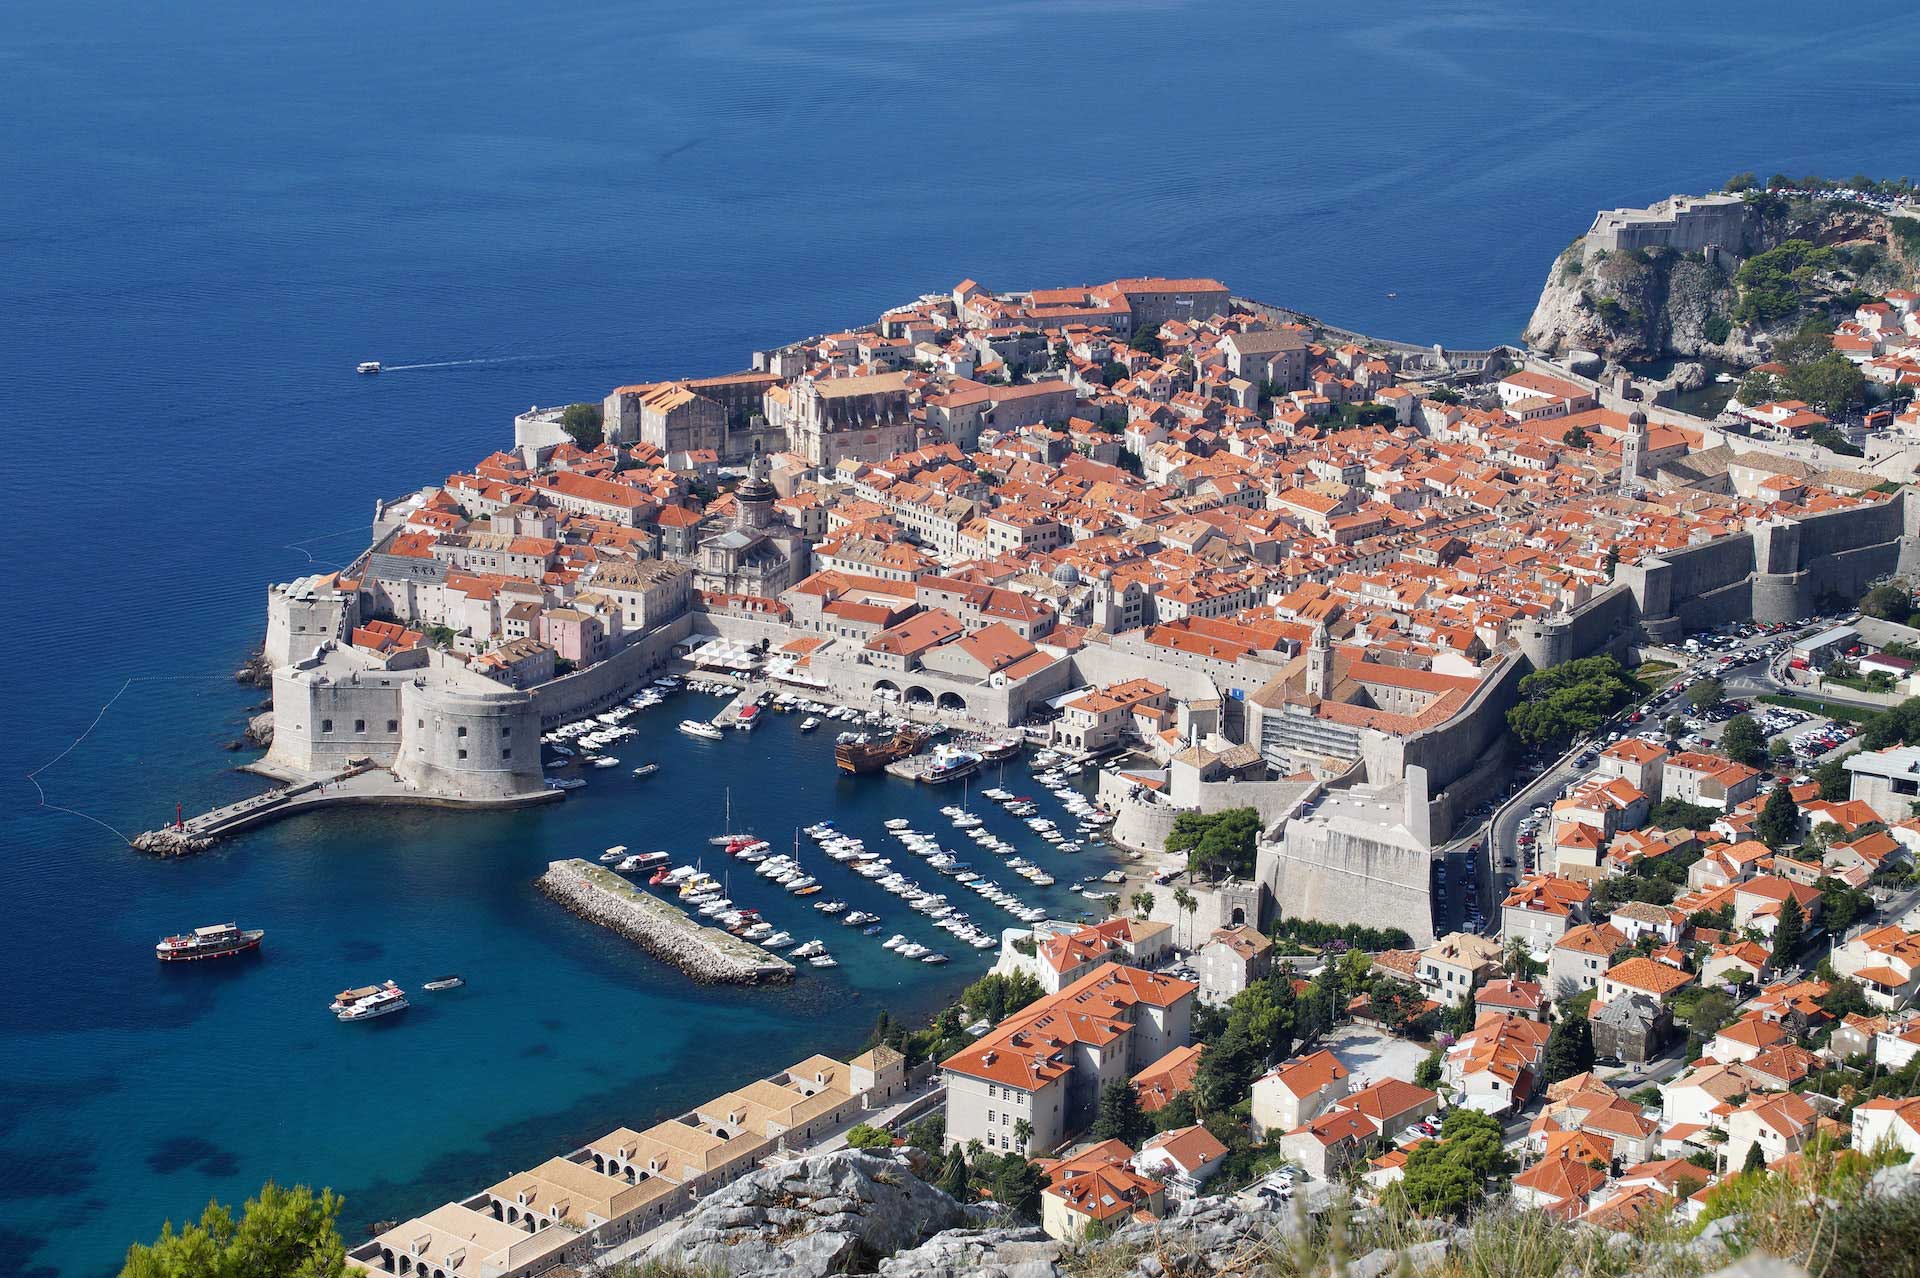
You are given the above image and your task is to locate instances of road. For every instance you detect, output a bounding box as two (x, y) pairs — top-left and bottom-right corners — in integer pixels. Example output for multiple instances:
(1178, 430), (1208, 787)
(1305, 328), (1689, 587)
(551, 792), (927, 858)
(1443, 626), (1821, 937)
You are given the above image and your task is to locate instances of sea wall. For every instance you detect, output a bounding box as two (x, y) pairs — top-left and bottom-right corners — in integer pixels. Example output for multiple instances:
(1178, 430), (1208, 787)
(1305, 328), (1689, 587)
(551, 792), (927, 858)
(530, 615), (696, 728)
(537, 859), (795, 985)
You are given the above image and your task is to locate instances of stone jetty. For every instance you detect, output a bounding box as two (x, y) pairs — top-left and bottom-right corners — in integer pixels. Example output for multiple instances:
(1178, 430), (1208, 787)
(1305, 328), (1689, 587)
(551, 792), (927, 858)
(537, 858), (796, 984)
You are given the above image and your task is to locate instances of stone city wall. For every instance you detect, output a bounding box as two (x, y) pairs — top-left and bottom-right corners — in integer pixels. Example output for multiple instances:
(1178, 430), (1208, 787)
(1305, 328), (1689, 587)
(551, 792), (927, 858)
(531, 615), (696, 729)
(1259, 820), (1435, 947)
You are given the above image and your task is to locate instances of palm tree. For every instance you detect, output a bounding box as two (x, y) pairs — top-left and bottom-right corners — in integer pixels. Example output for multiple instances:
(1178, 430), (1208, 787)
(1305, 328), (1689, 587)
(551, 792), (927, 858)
(1012, 1118), (1033, 1155)
(1131, 890), (1155, 920)
(1173, 887), (1197, 951)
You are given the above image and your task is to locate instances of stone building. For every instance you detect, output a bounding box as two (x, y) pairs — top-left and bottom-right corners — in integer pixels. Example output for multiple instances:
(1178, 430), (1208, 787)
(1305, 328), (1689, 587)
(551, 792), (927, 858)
(695, 455), (810, 599)
(777, 371), (917, 467)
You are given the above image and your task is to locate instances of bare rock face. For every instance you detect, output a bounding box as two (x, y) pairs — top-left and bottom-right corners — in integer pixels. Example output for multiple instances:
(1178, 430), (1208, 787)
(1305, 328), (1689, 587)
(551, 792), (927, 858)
(244, 712), (275, 748)
(132, 829), (212, 857)
(1525, 241), (1740, 364)
(643, 1150), (989, 1278)
(879, 1227), (1063, 1278)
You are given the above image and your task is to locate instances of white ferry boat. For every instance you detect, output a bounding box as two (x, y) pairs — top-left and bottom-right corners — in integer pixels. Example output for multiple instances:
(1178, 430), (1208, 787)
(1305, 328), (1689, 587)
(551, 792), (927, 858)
(356, 360), (381, 374)
(332, 981), (408, 1022)
(678, 719), (724, 741)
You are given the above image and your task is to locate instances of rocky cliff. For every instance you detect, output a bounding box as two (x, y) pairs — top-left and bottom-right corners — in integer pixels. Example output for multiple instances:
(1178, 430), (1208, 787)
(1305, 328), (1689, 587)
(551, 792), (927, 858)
(1526, 193), (1919, 364)
(614, 1149), (1905, 1278)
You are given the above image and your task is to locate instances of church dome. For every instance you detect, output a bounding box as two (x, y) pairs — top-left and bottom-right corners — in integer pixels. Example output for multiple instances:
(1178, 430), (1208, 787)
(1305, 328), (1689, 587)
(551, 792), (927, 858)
(1051, 562), (1081, 586)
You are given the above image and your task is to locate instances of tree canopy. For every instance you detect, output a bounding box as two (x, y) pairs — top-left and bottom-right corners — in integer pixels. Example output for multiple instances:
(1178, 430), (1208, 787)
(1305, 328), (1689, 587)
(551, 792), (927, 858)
(560, 401), (604, 449)
(961, 971), (1045, 1025)
(1733, 239), (1839, 325)
(1756, 785), (1801, 849)
(1688, 679), (1725, 714)
(1507, 656), (1640, 750)
(1718, 714), (1768, 768)
(843, 1123), (894, 1150)
(1863, 583), (1916, 622)
(1090, 1078), (1153, 1148)
(1165, 807), (1262, 880)
(1542, 1016), (1595, 1084)
(121, 1182), (348, 1278)
(1398, 1109), (1511, 1218)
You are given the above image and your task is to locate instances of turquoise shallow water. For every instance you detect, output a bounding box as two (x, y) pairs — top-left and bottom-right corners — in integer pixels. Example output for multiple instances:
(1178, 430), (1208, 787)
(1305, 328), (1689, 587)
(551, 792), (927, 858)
(4, 1), (1919, 1273)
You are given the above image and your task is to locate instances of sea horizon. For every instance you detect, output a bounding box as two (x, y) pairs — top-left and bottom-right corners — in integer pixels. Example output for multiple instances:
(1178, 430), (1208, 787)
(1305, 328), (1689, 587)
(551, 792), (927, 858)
(6, 2), (1920, 1274)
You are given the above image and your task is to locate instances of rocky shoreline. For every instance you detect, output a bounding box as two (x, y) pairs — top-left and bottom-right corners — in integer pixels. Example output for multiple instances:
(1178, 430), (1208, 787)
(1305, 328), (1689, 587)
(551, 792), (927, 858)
(131, 828), (214, 857)
(537, 857), (795, 984)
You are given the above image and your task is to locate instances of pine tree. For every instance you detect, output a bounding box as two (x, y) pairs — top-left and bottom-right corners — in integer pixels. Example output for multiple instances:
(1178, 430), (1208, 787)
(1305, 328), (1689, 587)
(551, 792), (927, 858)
(1742, 1141), (1766, 1174)
(1756, 785), (1801, 849)
(1772, 892), (1805, 966)
(1090, 1078), (1150, 1147)
(1542, 1015), (1595, 1084)
(938, 1147), (970, 1200)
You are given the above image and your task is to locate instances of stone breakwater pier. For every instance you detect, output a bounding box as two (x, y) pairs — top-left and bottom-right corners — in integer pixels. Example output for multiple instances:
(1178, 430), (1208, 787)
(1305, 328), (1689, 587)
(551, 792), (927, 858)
(537, 858), (795, 984)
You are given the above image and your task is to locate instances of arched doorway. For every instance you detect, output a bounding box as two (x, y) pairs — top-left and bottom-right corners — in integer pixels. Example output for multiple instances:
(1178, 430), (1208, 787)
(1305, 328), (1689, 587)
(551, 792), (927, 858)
(936, 691), (966, 712)
(905, 686), (933, 707)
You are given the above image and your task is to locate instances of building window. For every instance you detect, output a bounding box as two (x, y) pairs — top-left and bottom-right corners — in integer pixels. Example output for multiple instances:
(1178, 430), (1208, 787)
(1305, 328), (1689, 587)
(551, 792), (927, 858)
(387, 720), (398, 733)
(458, 749), (468, 760)
(501, 749), (511, 760)
(987, 1110), (994, 1124)
(354, 719), (366, 733)
(457, 726), (468, 738)
(320, 719), (333, 734)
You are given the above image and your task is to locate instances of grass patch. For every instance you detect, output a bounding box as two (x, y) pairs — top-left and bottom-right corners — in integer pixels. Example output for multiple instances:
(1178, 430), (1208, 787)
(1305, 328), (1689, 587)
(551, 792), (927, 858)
(1759, 694), (1881, 725)
(1635, 661), (1678, 680)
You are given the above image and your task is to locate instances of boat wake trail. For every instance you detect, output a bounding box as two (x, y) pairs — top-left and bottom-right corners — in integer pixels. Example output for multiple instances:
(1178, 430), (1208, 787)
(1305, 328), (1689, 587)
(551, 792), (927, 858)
(26, 675), (240, 846)
(379, 354), (558, 372)
(281, 523), (371, 570)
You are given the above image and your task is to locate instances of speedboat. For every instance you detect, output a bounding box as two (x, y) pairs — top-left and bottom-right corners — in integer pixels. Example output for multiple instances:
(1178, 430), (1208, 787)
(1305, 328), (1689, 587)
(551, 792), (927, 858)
(816, 899), (847, 914)
(800, 716), (820, 732)
(631, 762), (660, 778)
(882, 934), (905, 950)
(763, 931), (795, 948)
(809, 955), (838, 968)
(600, 846), (627, 863)
(357, 361), (381, 374)
(423, 975), (464, 991)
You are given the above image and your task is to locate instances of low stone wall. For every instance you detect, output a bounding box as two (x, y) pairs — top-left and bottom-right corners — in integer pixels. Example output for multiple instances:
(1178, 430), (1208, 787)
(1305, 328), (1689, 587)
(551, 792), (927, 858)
(537, 858), (795, 984)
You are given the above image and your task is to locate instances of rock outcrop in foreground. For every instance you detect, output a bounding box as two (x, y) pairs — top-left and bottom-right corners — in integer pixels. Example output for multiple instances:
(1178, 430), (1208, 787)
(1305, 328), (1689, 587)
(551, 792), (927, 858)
(644, 1151), (992, 1277)
(630, 1150), (1855, 1278)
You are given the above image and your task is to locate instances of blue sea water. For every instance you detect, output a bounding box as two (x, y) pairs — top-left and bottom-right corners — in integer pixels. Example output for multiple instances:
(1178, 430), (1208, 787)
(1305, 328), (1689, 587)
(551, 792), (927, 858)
(5, 1), (1920, 1273)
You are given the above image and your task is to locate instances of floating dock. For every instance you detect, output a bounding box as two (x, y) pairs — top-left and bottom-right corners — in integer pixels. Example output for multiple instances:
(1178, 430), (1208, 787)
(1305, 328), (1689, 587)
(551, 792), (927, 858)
(537, 859), (795, 984)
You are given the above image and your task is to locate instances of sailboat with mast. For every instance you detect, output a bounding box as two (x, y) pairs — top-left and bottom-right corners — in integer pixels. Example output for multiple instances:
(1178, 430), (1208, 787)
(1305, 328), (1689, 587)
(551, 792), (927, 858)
(707, 786), (753, 845)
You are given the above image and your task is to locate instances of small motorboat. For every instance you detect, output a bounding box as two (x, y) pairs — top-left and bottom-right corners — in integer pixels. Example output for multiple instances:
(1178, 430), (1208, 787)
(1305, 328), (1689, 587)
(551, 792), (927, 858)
(631, 762), (660, 778)
(357, 361), (382, 375)
(809, 954), (839, 968)
(423, 975), (464, 991)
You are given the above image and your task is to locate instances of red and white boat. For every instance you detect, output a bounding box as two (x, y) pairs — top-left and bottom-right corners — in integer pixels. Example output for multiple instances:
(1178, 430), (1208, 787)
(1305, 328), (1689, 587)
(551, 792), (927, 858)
(156, 923), (264, 962)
